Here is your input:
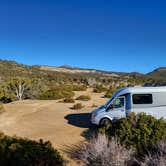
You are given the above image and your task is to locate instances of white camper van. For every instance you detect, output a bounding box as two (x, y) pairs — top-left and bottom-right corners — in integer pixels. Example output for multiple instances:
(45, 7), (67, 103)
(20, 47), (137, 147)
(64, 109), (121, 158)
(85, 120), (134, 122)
(91, 87), (166, 126)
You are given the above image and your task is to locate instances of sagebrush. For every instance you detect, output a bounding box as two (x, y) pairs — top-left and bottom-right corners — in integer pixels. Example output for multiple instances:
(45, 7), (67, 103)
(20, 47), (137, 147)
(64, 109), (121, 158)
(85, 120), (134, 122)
(73, 134), (134, 166)
(76, 95), (91, 101)
(139, 140), (166, 166)
(71, 103), (84, 109)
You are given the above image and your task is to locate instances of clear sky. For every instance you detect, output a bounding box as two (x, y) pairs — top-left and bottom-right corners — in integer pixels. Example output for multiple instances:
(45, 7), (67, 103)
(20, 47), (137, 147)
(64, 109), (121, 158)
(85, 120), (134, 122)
(0, 0), (166, 73)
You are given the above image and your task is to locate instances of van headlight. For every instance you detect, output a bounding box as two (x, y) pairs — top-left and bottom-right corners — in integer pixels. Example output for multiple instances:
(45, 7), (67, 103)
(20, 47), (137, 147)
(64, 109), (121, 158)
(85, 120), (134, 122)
(92, 113), (98, 119)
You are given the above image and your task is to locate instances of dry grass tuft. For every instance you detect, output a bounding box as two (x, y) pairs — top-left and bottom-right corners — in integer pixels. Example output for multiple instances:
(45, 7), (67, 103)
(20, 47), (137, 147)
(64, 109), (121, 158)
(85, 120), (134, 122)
(139, 140), (166, 166)
(70, 134), (134, 166)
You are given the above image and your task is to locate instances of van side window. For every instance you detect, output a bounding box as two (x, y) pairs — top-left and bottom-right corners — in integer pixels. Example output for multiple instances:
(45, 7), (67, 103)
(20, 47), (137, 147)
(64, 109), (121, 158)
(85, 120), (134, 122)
(133, 94), (153, 104)
(113, 97), (125, 108)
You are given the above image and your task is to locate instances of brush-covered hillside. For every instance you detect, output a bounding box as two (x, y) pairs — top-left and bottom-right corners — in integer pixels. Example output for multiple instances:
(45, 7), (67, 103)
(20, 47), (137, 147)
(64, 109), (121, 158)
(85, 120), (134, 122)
(0, 59), (165, 103)
(147, 67), (166, 78)
(0, 59), (165, 83)
(0, 59), (147, 86)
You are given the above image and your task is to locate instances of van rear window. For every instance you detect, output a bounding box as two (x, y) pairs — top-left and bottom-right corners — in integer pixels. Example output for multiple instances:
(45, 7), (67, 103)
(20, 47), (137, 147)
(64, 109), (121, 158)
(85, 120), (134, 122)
(133, 94), (153, 104)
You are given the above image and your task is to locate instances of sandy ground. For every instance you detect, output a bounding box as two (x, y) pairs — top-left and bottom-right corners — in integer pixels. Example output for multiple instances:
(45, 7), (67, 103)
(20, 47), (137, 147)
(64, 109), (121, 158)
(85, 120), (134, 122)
(0, 89), (107, 166)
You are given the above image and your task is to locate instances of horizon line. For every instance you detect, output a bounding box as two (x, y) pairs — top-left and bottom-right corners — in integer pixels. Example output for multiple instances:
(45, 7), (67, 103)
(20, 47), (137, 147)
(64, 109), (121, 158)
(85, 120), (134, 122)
(0, 58), (165, 75)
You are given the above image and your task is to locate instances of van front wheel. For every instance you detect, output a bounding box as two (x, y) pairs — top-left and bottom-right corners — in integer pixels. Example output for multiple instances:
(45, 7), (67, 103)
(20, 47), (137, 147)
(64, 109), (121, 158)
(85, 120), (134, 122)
(99, 118), (111, 127)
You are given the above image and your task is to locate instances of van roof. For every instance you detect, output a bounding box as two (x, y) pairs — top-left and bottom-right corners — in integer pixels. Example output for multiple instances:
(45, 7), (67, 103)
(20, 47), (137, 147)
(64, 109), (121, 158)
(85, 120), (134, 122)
(116, 86), (166, 96)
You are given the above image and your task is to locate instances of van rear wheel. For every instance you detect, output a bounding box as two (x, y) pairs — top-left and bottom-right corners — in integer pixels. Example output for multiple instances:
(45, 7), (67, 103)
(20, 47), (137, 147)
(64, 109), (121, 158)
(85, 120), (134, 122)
(99, 118), (111, 127)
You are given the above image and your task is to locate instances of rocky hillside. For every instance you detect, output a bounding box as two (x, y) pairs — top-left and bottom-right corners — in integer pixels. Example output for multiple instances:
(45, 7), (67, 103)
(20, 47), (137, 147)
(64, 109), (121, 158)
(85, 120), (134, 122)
(39, 65), (145, 78)
(40, 65), (121, 77)
(147, 67), (166, 78)
(0, 59), (166, 84)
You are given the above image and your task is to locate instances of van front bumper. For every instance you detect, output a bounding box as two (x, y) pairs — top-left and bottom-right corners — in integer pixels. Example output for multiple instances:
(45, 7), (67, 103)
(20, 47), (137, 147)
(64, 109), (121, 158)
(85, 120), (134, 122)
(91, 119), (98, 125)
(91, 114), (99, 125)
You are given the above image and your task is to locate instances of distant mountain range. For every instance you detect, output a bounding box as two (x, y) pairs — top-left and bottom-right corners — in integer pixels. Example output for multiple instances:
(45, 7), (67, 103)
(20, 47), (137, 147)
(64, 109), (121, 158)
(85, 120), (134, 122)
(39, 65), (145, 77)
(0, 59), (166, 80)
(39, 65), (166, 78)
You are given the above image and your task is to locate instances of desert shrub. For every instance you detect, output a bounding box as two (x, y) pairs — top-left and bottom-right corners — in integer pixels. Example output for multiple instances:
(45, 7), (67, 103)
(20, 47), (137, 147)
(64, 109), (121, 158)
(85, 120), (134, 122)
(0, 86), (13, 103)
(72, 85), (87, 91)
(139, 140), (166, 166)
(73, 134), (134, 166)
(39, 88), (74, 100)
(56, 84), (87, 92)
(71, 103), (84, 110)
(91, 104), (98, 108)
(76, 95), (91, 101)
(104, 88), (116, 98)
(0, 96), (12, 103)
(63, 98), (75, 103)
(100, 113), (166, 155)
(93, 85), (107, 93)
(0, 78), (48, 101)
(0, 132), (65, 166)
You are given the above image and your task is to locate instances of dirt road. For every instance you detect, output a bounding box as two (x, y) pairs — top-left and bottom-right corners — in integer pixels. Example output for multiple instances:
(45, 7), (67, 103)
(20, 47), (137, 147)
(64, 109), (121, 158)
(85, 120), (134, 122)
(0, 89), (107, 165)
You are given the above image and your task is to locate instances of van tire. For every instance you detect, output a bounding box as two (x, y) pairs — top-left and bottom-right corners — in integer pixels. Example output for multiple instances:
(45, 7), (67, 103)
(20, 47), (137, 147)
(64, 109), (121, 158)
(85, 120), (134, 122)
(99, 118), (111, 127)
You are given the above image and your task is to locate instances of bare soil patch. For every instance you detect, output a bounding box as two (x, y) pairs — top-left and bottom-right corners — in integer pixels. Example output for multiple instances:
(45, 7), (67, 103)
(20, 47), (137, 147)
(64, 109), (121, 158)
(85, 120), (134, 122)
(0, 89), (107, 165)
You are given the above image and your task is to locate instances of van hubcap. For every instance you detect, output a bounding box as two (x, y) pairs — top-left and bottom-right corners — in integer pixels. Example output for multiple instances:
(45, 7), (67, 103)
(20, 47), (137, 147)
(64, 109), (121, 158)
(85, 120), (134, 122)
(100, 118), (110, 126)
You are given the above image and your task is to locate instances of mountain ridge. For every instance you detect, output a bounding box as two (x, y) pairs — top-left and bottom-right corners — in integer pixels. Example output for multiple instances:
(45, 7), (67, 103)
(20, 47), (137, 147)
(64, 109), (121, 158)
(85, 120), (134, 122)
(0, 59), (166, 79)
(147, 67), (166, 78)
(39, 65), (144, 77)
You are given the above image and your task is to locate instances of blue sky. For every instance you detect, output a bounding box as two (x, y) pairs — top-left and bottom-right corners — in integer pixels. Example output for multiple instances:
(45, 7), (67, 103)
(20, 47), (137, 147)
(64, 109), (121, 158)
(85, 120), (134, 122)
(0, 0), (166, 73)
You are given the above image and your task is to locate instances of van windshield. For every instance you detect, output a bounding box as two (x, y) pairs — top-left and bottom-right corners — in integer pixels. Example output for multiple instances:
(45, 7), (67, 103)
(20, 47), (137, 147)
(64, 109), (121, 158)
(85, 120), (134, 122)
(103, 88), (123, 108)
(104, 97), (115, 108)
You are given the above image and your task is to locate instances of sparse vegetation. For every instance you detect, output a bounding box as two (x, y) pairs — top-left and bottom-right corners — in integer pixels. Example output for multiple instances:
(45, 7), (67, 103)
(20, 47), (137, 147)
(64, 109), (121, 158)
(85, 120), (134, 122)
(6, 78), (31, 100)
(91, 104), (98, 108)
(71, 103), (84, 110)
(73, 134), (134, 166)
(100, 113), (166, 155)
(76, 95), (91, 101)
(0, 132), (65, 166)
(39, 87), (75, 100)
(104, 88), (116, 98)
(0, 60), (165, 103)
(93, 84), (107, 93)
(72, 84), (87, 91)
(1, 60), (166, 165)
(63, 98), (75, 103)
(72, 132), (166, 166)
(0, 78), (45, 102)
(75, 113), (166, 166)
(139, 140), (166, 166)
(0, 96), (12, 103)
